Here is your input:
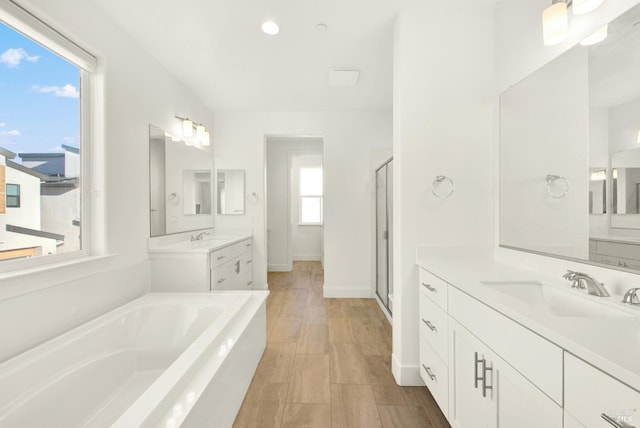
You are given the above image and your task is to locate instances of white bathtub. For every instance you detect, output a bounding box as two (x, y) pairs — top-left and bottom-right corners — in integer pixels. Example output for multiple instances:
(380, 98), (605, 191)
(0, 291), (268, 428)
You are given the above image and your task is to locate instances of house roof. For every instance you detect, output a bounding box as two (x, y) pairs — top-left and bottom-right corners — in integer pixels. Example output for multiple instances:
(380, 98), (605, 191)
(0, 147), (17, 160)
(62, 144), (79, 154)
(6, 160), (50, 180)
(18, 152), (65, 159)
(6, 224), (65, 241)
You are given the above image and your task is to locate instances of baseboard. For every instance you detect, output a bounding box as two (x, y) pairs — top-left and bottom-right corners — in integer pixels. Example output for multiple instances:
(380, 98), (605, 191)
(391, 353), (425, 386)
(292, 255), (322, 261)
(323, 285), (372, 298)
(267, 264), (292, 272)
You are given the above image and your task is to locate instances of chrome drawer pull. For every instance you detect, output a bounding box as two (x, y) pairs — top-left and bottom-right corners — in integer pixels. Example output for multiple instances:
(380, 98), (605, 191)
(422, 283), (437, 293)
(246, 260), (253, 264)
(217, 278), (226, 283)
(247, 281), (253, 286)
(474, 352), (483, 389)
(246, 243), (252, 247)
(421, 364), (437, 381)
(421, 318), (437, 332)
(482, 360), (493, 398)
(601, 413), (636, 428)
(217, 255), (226, 260)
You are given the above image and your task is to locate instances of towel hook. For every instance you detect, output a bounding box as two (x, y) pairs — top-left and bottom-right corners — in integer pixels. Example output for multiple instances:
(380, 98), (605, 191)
(431, 175), (454, 199)
(545, 174), (570, 199)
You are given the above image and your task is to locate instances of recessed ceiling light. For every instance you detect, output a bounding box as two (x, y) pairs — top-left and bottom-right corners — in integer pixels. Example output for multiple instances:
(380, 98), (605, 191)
(261, 21), (280, 35)
(315, 23), (328, 32)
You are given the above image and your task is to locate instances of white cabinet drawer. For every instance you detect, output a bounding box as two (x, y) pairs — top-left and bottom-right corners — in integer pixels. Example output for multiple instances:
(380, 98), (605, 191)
(228, 238), (252, 260)
(419, 292), (448, 362)
(565, 353), (640, 428)
(210, 247), (230, 269)
(449, 286), (563, 405)
(420, 337), (448, 418)
(419, 268), (448, 310)
(211, 262), (232, 290)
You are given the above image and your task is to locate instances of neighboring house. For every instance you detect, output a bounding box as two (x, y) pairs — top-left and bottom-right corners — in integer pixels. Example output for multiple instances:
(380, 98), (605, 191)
(19, 145), (81, 254)
(0, 147), (61, 260)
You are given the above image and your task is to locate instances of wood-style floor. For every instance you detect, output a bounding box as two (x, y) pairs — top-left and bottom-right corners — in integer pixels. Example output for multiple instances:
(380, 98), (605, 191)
(233, 261), (450, 428)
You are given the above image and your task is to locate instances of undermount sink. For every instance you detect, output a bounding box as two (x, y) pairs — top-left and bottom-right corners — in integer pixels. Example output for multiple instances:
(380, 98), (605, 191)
(480, 280), (629, 318)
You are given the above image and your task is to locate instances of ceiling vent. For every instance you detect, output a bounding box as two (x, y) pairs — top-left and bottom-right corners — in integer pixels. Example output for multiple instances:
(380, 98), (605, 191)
(328, 69), (360, 86)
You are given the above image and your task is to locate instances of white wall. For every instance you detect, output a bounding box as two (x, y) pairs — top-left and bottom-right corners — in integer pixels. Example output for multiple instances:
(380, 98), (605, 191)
(214, 112), (392, 295)
(393, 0), (495, 385)
(291, 153), (323, 261)
(0, 0), (215, 362)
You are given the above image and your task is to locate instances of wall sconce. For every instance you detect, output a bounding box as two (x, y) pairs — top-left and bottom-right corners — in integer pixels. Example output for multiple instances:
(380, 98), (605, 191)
(542, 0), (605, 46)
(175, 115), (211, 147)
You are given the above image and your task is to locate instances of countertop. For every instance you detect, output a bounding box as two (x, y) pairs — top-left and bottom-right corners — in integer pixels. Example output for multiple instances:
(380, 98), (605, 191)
(148, 233), (252, 254)
(416, 247), (640, 392)
(590, 234), (640, 245)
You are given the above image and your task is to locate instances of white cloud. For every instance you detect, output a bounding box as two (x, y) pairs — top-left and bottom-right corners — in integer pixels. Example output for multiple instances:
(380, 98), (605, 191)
(0, 48), (39, 68)
(32, 84), (79, 98)
(0, 129), (20, 137)
(0, 122), (5, 127)
(48, 145), (64, 152)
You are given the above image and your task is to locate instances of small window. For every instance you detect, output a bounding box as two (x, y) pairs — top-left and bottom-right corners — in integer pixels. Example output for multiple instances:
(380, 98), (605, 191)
(6, 184), (20, 208)
(299, 167), (323, 225)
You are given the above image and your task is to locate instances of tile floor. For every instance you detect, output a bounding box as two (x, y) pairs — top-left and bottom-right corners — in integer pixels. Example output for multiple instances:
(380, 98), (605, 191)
(233, 261), (450, 428)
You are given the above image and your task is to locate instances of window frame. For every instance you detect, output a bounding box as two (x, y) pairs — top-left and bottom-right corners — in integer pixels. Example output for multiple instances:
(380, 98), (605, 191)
(6, 183), (20, 208)
(298, 166), (323, 226)
(0, 1), (97, 273)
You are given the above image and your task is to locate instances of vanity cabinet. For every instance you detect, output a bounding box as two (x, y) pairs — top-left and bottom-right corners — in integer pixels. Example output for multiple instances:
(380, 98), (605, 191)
(450, 320), (562, 428)
(210, 238), (253, 290)
(589, 238), (640, 270)
(565, 353), (640, 428)
(418, 267), (563, 428)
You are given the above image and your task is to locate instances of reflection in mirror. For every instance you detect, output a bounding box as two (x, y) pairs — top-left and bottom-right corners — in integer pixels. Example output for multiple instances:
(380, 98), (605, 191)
(589, 168), (606, 215)
(500, 4), (640, 271)
(183, 170), (212, 215)
(217, 169), (245, 215)
(149, 125), (214, 237)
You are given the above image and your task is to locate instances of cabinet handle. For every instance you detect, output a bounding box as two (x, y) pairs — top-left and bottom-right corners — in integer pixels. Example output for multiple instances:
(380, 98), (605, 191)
(247, 281), (253, 286)
(217, 255), (226, 260)
(601, 413), (636, 428)
(246, 260), (253, 264)
(246, 243), (252, 247)
(421, 318), (437, 332)
(482, 359), (493, 398)
(474, 352), (483, 389)
(422, 283), (437, 293)
(421, 364), (437, 381)
(217, 278), (226, 283)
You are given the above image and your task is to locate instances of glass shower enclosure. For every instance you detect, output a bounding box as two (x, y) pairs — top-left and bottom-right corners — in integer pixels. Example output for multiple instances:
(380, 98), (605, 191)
(376, 158), (393, 316)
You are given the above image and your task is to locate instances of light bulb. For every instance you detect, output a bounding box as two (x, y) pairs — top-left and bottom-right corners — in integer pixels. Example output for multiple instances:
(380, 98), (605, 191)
(573, 0), (604, 15)
(203, 130), (211, 146)
(182, 119), (193, 137)
(637, 129), (640, 144)
(580, 25), (608, 46)
(261, 21), (279, 35)
(196, 125), (205, 140)
(542, 2), (569, 46)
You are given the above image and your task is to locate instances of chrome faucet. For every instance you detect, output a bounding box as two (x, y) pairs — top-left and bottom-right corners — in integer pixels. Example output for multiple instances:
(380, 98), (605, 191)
(190, 231), (210, 242)
(563, 270), (610, 297)
(622, 288), (640, 305)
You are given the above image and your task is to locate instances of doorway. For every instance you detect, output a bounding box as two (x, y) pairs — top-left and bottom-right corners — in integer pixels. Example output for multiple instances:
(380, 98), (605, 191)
(265, 136), (324, 272)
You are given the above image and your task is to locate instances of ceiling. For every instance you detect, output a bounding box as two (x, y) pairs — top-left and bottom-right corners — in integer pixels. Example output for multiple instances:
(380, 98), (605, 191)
(90, 0), (402, 112)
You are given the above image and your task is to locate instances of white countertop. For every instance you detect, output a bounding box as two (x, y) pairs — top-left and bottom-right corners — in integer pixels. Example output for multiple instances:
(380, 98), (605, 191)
(590, 234), (640, 245)
(148, 233), (252, 254)
(416, 246), (640, 392)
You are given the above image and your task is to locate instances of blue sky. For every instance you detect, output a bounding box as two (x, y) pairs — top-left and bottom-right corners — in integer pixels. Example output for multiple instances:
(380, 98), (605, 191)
(0, 21), (79, 159)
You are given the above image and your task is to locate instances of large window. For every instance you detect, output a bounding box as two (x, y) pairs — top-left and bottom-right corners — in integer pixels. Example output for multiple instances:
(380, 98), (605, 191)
(0, 2), (96, 268)
(299, 167), (323, 225)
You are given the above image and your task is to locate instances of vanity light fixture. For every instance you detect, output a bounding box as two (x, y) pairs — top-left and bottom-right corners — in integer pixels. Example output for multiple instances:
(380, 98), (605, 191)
(261, 21), (280, 35)
(580, 25), (608, 45)
(637, 129), (640, 144)
(175, 114), (211, 146)
(542, 0), (605, 46)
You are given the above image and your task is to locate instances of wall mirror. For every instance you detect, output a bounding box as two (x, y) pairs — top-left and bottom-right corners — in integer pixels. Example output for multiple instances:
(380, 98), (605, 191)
(217, 169), (245, 215)
(500, 4), (640, 271)
(149, 125), (214, 237)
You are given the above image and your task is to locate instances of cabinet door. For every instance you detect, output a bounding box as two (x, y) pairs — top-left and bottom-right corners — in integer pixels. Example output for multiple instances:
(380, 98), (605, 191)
(496, 352), (562, 428)
(451, 323), (497, 428)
